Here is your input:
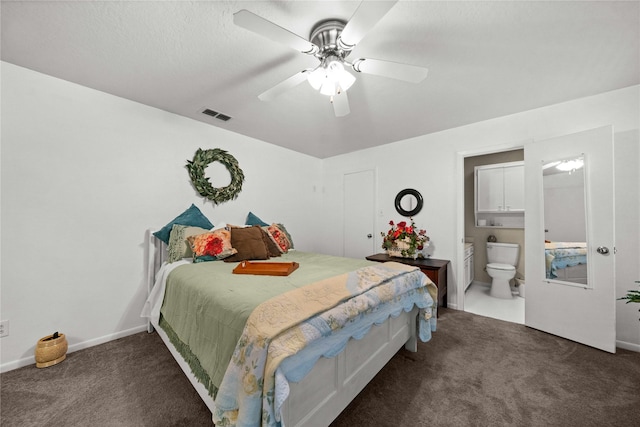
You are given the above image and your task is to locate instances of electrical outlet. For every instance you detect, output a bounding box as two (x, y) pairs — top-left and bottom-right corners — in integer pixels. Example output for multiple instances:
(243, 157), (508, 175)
(0, 320), (9, 338)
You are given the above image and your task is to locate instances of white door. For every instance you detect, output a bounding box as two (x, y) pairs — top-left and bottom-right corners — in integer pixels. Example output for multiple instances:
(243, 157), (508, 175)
(524, 126), (616, 353)
(343, 169), (376, 259)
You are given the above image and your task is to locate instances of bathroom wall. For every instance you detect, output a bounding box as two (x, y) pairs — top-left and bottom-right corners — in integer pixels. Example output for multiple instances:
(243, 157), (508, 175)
(464, 150), (525, 284)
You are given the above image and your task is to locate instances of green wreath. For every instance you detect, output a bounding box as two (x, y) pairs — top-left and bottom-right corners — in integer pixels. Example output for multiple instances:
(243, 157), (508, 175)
(186, 148), (244, 205)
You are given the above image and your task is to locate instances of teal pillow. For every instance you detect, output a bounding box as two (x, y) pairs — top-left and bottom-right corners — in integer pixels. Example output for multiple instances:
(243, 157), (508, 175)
(245, 211), (269, 227)
(153, 204), (213, 244)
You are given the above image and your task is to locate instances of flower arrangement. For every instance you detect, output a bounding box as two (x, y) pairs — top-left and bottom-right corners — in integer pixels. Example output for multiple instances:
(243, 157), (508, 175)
(381, 218), (429, 259)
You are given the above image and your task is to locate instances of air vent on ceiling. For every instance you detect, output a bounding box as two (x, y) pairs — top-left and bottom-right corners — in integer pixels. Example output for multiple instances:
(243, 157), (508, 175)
(202, 108), (232, 122)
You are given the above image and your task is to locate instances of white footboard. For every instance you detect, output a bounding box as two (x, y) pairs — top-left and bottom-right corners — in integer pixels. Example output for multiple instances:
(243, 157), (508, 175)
(281, 308), (418, 427)
(151, 302), (418, 426)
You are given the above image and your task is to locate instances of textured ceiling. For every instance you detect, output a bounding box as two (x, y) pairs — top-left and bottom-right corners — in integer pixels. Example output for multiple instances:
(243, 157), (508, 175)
(2, 1), (638, 158)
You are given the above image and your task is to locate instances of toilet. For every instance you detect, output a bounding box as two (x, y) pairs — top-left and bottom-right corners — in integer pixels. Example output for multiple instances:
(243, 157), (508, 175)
(486, 242), (519, 299)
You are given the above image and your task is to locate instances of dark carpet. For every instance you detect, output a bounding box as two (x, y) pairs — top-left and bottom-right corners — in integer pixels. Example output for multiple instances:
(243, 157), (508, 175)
(2, 309), (639, 427)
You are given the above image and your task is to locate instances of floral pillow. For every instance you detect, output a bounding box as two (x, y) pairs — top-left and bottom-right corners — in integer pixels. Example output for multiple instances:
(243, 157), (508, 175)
(260, 228), (282, 258)
(263, 224), (293, 253)
(275, 223), (294, 249)
(187, 229), (237, 262)
(167, 224), (210, 263)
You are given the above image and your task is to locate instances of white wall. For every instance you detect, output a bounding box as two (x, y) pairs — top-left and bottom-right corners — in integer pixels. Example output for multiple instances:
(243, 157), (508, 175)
(614, 129), (640, 350)
(2, 63), (638, 372)
(321, 85), (640, 350)
(0, 62), (323, 371)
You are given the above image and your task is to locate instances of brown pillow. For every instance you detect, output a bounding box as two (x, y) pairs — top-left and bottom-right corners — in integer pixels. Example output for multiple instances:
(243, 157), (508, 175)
(260, 227), (282, 258)
(223, 226), (270, 262)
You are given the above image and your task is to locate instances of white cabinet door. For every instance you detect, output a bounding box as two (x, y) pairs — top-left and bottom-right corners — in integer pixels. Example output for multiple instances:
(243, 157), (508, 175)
(477, 163), (525, 212)
(463, 256), (471, 290)
(476, 167), (504, 211)
(463, 246), (474, 290)
(503, 164), (525, 211)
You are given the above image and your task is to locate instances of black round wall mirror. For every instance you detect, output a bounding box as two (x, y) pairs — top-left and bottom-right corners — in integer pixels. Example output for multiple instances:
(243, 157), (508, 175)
(394, 188), (424, 217)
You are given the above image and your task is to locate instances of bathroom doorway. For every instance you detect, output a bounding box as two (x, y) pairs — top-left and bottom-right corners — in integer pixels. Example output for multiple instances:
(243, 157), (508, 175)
(461, 149), (525, 324)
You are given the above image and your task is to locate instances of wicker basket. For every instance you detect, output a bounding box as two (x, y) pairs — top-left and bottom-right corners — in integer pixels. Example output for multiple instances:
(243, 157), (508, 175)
(35, 333), (67, 368)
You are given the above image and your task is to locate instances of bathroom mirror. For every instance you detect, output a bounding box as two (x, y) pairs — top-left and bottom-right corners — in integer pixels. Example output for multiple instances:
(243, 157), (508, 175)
(395, 188), (423, 217)
(541, 155), (589, 287)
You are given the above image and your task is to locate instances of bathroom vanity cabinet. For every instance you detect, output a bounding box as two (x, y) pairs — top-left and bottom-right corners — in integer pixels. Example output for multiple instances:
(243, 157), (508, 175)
(475, 161), (525, 228)
(463, 243), (474, 291)
(366, 254), (449, 308)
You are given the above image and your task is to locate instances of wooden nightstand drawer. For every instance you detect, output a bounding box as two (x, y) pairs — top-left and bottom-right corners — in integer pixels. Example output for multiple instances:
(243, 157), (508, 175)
(365, 253), (449, 308)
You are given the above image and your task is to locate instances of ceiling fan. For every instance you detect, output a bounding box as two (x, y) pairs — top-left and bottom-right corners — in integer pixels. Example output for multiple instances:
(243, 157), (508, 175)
(233, 0), (429, 117)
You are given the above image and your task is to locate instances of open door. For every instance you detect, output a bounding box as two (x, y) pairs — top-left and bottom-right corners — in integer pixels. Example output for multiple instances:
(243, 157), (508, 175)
(524, 126), (615, 353)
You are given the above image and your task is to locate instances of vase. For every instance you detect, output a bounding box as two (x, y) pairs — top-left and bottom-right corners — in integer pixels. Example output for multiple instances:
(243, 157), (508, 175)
(387, 240), (418, 259)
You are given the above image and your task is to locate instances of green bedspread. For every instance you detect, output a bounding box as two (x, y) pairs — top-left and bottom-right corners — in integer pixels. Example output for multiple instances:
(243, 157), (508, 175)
(159, 251), (373, 396)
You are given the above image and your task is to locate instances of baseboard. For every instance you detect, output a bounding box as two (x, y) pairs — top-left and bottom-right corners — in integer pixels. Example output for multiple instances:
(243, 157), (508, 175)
(0, 324), (148, 373)
(3, 324), (635, 373)
(472, 280), (491, 288)
(616, 339), (640, 353)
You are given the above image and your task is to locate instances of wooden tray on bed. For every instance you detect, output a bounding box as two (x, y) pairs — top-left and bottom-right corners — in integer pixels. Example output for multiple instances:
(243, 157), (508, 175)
(232, 261), (299, 276)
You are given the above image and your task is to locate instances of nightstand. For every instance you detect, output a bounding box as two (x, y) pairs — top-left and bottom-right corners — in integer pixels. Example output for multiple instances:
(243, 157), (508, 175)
(366, 253), (449, 307)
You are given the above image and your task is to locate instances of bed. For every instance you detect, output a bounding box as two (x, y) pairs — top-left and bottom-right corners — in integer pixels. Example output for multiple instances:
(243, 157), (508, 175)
(544, 242), (588, 284)
(141, 226), (437, 427)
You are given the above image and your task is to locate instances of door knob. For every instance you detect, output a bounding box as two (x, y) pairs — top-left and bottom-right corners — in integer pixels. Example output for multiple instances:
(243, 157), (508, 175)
(367, 234), (373, 239)
(596, 246), (609, 255)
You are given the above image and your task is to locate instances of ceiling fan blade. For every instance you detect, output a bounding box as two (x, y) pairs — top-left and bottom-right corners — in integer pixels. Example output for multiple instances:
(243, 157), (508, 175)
(338, 0), (398, 49)
(351, 58), (428, 83)
(258, 70), (310, 102)
(332, 91), (350, 117)
(234, 10), (319, 55)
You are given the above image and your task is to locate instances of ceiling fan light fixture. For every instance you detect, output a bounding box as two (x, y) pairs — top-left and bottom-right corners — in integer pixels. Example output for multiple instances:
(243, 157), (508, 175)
(234, 2), (429, 117)
(325, 56), (344, 73)
(307, 67), (325, 90)
(319, 80), (337, 96)
(326, 56), (355, 91)
(337, 69), (356, 91)
(308, 55), (355, 96)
